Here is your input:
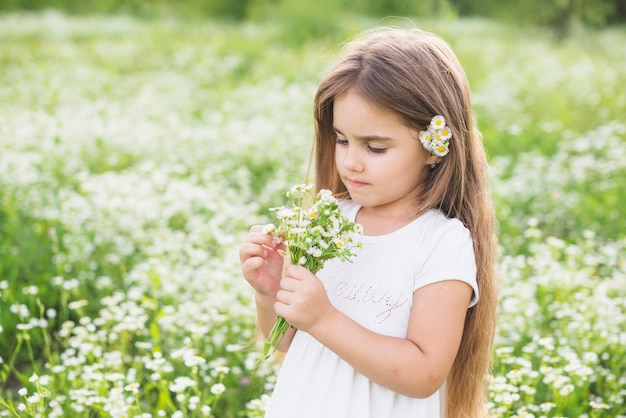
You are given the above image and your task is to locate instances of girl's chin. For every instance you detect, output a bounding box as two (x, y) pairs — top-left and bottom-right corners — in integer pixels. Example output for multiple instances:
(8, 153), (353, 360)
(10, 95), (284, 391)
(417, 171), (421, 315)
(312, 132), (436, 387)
(347, 194), (367, 208)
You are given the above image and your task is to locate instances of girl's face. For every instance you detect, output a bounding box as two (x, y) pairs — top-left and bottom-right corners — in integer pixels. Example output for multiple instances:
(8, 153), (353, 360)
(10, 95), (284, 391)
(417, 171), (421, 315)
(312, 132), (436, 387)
(333, 91), (436, 218)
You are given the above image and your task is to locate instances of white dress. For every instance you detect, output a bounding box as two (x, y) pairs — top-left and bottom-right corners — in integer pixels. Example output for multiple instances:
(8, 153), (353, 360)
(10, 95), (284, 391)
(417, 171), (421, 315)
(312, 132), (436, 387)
(265, 200), (478, 418)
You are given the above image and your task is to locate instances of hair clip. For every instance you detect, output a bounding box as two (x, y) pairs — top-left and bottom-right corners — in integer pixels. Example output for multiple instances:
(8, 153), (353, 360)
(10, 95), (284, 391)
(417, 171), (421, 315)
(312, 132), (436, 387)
(419, 115), (452, 157)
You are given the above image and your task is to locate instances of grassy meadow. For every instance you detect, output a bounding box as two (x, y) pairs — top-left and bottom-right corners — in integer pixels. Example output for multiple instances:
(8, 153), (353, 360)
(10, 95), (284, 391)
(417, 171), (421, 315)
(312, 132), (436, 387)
(0, 10), (625, 418)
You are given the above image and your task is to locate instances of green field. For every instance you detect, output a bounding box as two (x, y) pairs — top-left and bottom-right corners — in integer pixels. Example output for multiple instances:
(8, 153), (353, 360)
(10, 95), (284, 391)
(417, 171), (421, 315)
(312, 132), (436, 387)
(0, 11), (625, 417)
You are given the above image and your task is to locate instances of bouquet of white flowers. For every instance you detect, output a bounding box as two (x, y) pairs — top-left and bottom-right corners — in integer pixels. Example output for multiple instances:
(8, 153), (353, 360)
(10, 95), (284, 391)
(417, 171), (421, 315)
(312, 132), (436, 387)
(260, 184), (362, 364)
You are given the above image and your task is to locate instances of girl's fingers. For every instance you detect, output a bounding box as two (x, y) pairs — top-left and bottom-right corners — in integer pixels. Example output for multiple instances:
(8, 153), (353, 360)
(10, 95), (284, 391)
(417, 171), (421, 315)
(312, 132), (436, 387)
(285, 264), (311, 279)
(275, 288), (291, 303)
(238, 242), (266, 262)
(242, 255), (266, 270)
(279, 275), (299, 291)
(248, 232), (273, 245)
(247, 231), (283, 250)
(250, 224), (285, 244)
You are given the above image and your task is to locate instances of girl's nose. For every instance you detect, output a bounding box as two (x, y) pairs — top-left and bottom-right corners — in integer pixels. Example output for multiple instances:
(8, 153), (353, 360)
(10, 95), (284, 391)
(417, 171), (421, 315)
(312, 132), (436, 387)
(342, 147), (364, 172)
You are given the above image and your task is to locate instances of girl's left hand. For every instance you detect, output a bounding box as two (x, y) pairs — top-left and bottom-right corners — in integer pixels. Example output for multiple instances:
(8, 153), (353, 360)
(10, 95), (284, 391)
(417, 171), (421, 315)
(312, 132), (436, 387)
(274, 264), (334, 332)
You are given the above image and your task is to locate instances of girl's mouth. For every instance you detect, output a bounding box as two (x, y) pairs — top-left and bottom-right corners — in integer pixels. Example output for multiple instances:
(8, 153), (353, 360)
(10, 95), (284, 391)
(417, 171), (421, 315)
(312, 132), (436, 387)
(345, 178), (368, 189)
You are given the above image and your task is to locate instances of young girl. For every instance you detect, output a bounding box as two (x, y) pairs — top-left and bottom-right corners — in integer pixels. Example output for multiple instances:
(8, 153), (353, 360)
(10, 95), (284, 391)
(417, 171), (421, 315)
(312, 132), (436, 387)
(239, 27), (498, 418)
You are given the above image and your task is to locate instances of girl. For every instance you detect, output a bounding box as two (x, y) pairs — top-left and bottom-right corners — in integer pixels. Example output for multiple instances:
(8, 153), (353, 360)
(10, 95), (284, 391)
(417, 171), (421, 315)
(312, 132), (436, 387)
(239, 27), (498, 418)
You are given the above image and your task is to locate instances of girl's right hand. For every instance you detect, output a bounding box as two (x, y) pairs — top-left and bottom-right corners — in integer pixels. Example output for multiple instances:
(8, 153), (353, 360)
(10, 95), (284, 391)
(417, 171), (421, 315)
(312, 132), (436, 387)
(239, 225), (285, 298)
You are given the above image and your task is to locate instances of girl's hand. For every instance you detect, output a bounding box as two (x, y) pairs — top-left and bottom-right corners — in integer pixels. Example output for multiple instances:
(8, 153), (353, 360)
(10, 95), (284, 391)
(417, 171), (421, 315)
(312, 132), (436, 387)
(239, 225), (285, 298)
(274, 264), (335, 332)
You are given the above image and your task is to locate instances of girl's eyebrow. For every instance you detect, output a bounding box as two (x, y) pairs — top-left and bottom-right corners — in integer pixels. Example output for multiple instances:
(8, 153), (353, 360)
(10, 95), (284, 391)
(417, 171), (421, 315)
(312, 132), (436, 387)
(332, 126), (394, 142)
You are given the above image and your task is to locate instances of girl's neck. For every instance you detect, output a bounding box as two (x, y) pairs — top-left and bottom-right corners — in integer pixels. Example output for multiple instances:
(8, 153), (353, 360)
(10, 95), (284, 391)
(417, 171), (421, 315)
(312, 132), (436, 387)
(355, 206), (419, 236)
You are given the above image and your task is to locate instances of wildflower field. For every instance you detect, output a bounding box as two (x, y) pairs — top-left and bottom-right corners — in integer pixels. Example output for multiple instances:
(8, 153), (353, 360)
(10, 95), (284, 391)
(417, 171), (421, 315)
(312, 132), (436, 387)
(0, 11), (625, 418)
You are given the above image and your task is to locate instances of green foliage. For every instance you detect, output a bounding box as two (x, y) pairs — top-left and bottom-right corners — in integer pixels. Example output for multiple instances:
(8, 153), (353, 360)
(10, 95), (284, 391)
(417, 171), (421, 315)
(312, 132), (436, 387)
(0, 195), (59, 367)
(455, 0), (624, 36)
(347, 0), (457, 20)
(1, 0), (625, 34)
(246, 0), (360, 47)
(0, 0), (152, 16)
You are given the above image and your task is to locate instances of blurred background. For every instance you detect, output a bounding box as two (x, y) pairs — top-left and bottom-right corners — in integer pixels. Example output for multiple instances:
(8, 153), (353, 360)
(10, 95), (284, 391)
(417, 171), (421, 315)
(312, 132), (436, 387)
(1, 0), (625, 39)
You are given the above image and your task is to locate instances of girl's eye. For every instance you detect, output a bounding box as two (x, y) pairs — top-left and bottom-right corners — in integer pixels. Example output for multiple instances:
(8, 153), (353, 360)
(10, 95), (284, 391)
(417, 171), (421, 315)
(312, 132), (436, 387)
(368, 145), (386, 154)
(335, 137), (385, 154)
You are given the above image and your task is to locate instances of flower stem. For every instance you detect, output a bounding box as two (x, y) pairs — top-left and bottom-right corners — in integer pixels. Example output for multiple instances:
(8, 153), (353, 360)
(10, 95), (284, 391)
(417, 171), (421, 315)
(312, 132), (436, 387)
(258, 315), (289, 369)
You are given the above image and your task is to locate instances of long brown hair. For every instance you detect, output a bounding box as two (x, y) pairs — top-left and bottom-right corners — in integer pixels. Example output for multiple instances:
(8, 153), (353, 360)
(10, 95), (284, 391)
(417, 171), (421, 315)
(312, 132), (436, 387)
(312, 27), (498, 417)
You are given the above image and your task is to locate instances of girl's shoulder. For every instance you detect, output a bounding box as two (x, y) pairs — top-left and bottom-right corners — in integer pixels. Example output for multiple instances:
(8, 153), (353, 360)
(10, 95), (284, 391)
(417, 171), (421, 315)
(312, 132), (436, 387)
(389, 210), (472, 250)
(420, 209), (471, 240)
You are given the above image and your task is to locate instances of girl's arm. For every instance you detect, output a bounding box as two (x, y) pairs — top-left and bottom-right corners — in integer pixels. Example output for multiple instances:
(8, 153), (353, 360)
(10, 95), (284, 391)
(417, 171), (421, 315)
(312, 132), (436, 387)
(275, 264), (472, 398)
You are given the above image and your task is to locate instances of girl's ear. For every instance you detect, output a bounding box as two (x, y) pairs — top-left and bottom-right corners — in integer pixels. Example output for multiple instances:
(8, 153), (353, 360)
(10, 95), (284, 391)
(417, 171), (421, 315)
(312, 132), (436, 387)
(425, 154), (441, 167)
